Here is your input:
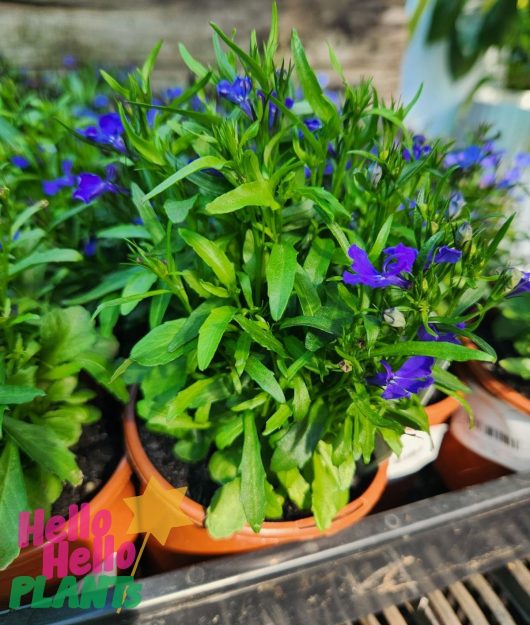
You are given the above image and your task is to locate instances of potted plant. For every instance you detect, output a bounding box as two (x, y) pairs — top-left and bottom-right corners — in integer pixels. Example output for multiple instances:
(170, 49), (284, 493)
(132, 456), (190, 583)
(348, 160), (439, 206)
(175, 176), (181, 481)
(0, 68), (136, 605)
(63, 5), (516, 564)
(437, 277), (530, 489)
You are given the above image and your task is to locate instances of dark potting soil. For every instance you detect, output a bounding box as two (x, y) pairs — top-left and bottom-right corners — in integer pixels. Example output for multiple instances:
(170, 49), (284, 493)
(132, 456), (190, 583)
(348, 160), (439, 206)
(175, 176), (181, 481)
(51, 406), (123, 518)
(475, 314), (530, 400)
(138, 418), (379, 522)
(138, 419), (218, 508)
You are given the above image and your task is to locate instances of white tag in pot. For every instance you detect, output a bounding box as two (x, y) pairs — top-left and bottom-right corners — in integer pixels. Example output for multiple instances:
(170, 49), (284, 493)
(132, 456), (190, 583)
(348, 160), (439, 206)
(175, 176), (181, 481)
(388, 424), (448, 480)
(450, 382), (530, 472)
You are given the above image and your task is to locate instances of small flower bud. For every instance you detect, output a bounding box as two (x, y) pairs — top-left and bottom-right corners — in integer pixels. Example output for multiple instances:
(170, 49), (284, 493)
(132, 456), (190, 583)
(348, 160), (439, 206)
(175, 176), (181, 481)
(507, 267), (524, 291)
(339, 359), (352, 373)
(368, 162), (383, 186)
(448, 192), (465, 219)
(383, 307), (406, 328)
(456, 222), (473, 246)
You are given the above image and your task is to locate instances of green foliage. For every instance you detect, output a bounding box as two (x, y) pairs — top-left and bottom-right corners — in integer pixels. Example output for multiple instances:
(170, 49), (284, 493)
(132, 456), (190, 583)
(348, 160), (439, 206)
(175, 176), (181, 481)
(0, 3), (523, 545)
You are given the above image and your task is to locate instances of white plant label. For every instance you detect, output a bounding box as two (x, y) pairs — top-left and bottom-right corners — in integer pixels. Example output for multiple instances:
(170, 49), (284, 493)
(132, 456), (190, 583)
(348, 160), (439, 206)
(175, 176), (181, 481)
(388, 424), (448, 480)
(450, 382), (530, 471)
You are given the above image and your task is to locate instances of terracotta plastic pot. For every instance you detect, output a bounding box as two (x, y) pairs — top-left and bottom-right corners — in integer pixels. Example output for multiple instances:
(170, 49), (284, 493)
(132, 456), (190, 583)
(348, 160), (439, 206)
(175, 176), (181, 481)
(426, 394), (460, 426)
(123, 401), (388, 563)
(0, 456), (136, 607)
(436, 358), (529, 490)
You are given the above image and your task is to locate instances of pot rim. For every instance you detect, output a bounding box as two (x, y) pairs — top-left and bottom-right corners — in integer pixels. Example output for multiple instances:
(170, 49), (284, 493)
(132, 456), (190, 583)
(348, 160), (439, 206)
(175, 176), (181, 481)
(123, 399), (388, 537)
(1, 455), (132, 572)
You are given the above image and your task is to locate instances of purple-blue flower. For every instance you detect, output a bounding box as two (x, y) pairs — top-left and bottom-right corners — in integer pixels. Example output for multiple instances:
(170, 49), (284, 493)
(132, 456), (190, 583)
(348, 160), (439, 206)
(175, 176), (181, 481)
(11, 155), (30, 169)
(304, 117), (323, 133)
(83, 237), (97, 257)
(508, 272), (530, 297)
(77, 112), (126, 153)
(93, 94), (110, 109)
(417, 323), (465, 345)
(403, 135), (432, 162)
(428, 245), (462, 266)
(343, 243), (418, 289)
(72, 164), (119, 204)
(369, 356), (435, 400)
(42, 160), (77, 196)
(217, 76), (253, 118)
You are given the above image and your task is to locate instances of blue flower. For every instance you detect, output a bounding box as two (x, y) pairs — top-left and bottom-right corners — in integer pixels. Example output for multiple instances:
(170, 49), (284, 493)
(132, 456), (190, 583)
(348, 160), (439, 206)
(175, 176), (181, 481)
(343, 243), (418, 289)
(92, 94), (110, 109)
(10, 156), (30, 169)
(403, 135), (432, 161)
(77, 112), (126, 153)
(83, 237), (97, 257)
(426, 245), (462, 266)
(304, 117), (323, 133)
(257, 90), (279, 128)
(508, 272), (530, 297)
(417, 323), (464, 345)
(72, 164), (119, 204)
(444, 145), (484, 169)
(217, 76), (253, 118)
(42, 160), (77, 196)
(285, 97), (295, 109)
(62, 55), (77, 69)
(369, 356), (435, 400)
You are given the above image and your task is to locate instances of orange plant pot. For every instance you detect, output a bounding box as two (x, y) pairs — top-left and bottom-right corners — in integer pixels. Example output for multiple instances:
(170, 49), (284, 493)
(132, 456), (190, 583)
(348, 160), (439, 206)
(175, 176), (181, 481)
(426, 394), (460, 426)
(436, 358), (529, 490)
(0, 457), (136, 608)
(123, 401), (388, 563)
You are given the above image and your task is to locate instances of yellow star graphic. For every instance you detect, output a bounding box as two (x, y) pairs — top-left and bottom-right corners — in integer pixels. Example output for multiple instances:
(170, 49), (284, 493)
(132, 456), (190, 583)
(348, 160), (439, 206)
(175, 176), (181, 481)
(123, 476), (195, 546)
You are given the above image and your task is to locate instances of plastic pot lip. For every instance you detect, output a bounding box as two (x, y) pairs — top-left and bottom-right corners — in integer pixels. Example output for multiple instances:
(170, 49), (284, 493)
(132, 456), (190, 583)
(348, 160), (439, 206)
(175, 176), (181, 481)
(463, 340), (530, 417)
(123, 399), (388, 537)
(2, 455), (133, 571)
(426, 394), (460, 426)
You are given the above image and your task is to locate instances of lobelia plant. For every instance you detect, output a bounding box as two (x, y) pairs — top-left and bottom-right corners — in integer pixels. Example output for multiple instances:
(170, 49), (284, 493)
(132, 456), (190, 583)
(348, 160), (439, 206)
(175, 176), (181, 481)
(0, 88), (129, 568)
(84, 5), (521, 537)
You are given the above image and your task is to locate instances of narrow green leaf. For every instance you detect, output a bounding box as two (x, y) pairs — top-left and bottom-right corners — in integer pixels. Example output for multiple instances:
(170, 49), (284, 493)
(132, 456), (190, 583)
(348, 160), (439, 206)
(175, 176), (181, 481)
(97, 224), (150, 240)
(240, 412), (266, 532)
(367, 341), (495, 363)
(167, 302), (216, 353)
(303, 237), (335, 285)
(0, 385), (45, 405)
(178, 43), (209, 78)
(4, 416), (82, 485)
(144, 156), (226, 202)
(0, 443), (28, 569)
(197, 306), (236, 370)
(179, 229), (236, 288)
(271, 398), (329, 471)
(210, 22), (269, 87)
(267, 242), (297, 321)
(245, 355), (285, 403)
(263, 403), (292, 435)
(120, 269), (157, 315)
(234, 333), (252, 376)
(164, 195), (198, 223)
(294, 265), (321, 316)
(206, 478), (246, 539)
(234, 316), (288, 357)
(291, 29), (339, 127)
(131, 319), (186, 366)
(205, 180), (279, 215)
(9, 249), (81, 277)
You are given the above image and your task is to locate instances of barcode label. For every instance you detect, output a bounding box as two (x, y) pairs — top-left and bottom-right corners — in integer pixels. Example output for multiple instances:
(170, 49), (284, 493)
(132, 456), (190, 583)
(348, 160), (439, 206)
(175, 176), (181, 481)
(475, 422), (520, 449)
(450, 382), (530, 471)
